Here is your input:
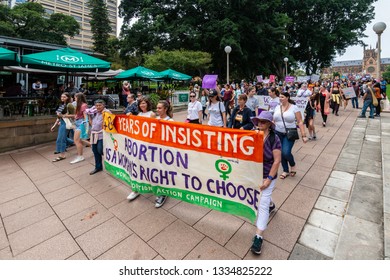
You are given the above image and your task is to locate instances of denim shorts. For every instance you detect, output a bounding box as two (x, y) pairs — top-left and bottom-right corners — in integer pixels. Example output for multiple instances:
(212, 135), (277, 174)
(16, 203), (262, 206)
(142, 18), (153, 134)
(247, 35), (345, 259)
(74, 119), (84, 131)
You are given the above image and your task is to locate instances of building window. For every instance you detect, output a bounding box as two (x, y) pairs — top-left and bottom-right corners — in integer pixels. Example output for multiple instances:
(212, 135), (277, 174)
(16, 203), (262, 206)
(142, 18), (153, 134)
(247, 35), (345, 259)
(367, 66), (375, 73)
(369, 60), (374, 64)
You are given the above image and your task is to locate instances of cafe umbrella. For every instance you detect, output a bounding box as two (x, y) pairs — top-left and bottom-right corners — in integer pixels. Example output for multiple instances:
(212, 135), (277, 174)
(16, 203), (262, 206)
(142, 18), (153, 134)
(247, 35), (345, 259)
(158, 68), (192, 81)
(0, 47), (19, 66)
(114, 66), (164, 80)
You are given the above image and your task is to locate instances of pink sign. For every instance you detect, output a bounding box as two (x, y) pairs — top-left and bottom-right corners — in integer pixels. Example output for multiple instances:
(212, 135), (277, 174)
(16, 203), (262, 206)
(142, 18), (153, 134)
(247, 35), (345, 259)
(202, 75), (218, 89)
(285, 76), (295, 82)
(256, 75), (263, 82)
(269, 75), (275, 83)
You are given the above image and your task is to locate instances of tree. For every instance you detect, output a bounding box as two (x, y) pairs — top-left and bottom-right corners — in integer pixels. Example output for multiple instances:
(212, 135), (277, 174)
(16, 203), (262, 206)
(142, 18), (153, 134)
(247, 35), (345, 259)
(0, 2), (79, 45)
(87, 0), (112, 55)
(119, 0), (289, 80)
(382, 66), (390, 81)
(143, 48), (212, 76)
(282, 0), (376, 74)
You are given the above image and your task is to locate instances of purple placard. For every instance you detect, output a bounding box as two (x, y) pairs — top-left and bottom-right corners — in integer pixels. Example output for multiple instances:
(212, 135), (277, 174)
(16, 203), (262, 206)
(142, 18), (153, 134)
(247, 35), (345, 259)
(256, 75), (263, 82)
(202, 75), (218, 89)
(285, 76), (295, 82)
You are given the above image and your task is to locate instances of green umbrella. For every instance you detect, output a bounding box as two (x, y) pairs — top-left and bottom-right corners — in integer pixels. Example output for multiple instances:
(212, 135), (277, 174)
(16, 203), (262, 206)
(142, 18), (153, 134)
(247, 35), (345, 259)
(0, 47), (19, 66)
(21, 47), (110, 72)
(159, 68), (192, 80)
(114, 66), (164, 80)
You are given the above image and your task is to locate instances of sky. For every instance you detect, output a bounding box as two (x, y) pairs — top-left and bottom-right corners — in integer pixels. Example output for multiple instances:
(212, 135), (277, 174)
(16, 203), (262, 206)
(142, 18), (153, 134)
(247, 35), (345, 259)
(117, 0), (390, 62)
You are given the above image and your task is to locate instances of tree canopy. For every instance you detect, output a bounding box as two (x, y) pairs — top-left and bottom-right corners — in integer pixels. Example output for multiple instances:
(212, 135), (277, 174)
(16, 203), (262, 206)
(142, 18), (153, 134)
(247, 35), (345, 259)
(0, 2), (80, 45)
(119, 0), (376, 79)
(87, 0), (112, 55)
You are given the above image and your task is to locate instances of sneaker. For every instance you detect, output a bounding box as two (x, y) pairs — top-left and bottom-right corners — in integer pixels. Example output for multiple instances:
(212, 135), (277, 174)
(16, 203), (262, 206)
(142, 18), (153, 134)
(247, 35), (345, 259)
(127, 192), (140, 201)
(313, 134), (317, 140)
(70, 156), (84, 164)
(369, 116), (375, 119)
(269, 203), (276, 214)
(250, 235), (263, 255)
(357, 115), (366, 118)
(155, 196), (167, 208)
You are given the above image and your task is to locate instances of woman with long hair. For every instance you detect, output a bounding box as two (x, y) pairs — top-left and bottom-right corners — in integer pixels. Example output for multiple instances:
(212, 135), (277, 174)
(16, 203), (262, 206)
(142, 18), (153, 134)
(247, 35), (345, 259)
(250, 111), (281, 255)
(207, 89), (226, 127)
(305, 90), (319, 140)
(127, 96), (156, 202)
(51, 93), (74, 162)
(330, 82), (342, 116)
(273, 91), (308, 179)
(268, 87), (280, 115)
(200, 89), (208, 120)
(319, 84), (331, 127)
(68, 92), (89, 164)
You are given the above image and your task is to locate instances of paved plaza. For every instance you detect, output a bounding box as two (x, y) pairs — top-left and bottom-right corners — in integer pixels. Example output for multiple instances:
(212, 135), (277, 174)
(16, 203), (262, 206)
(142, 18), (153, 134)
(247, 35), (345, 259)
(0, 103), (388, 260)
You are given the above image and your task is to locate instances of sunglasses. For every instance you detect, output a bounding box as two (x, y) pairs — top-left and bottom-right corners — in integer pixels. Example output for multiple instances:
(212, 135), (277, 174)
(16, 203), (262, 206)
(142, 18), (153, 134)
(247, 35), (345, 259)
(190, 95), (196, 97)
(258, 120), (269, 124)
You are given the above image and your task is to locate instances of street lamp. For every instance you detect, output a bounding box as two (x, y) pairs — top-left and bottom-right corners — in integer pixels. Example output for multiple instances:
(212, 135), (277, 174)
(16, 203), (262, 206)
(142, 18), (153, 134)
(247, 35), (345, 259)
(224, 46), (232, 84)
(283, 57), (289, 77)
(373, 22), (386, 80)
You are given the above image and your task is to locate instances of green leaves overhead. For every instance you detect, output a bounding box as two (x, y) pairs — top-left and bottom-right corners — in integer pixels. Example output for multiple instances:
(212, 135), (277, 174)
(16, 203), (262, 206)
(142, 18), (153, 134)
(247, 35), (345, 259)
(0, 2), (80, 46)
(119, 0), (376, 78)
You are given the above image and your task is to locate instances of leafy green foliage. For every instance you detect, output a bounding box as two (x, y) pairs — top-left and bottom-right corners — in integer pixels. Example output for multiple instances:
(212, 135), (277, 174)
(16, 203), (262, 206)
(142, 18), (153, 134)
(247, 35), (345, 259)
(143, 48), (212, 76)
(383, 66), (390, 81)
(87, 0), (112, 55)
(0, 2), (80, 45)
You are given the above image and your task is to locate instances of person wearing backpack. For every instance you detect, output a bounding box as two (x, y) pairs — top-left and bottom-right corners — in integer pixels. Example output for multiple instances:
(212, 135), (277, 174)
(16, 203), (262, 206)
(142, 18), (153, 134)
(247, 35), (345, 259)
(207, 89), (226, 127)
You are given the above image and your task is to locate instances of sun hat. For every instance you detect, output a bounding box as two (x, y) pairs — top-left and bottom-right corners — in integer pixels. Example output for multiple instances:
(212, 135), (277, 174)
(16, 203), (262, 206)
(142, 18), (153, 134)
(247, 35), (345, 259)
(251, 111), (275, 129)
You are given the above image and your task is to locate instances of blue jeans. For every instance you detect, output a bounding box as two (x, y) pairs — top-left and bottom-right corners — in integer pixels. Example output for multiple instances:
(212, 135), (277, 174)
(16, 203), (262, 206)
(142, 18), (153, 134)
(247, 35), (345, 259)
(351, 97), (359, 108)
(360, 100), (374, 117)
(275, 131), (296, 173)
(55, 119), (67, 153)
(92, 139), (103, 171)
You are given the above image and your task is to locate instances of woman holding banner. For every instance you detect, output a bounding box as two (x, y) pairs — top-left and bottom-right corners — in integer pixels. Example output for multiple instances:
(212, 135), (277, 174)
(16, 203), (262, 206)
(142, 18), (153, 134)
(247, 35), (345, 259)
(127, 97), (156, 202)
(228, 94), (253, 130)
(250, 111), (281, 255)
(273, 92), (308, 179)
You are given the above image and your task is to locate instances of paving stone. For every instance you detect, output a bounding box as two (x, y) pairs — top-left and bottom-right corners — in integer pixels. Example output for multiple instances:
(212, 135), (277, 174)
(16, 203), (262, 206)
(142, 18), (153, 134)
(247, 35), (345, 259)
(53, 193), (98, 220)
(76, 217), (132, 259)
(0, 184), (37, 205)
(244, 240), (290, 260)
(0, 192), (45, 218)
(97, 235), (158, 260)
(357, 159), (382, 175)
(0, 226), (8, 250)
(263, 210), (305, 252)
(45, 183), (86, 206)
(280, 185), (320, 219)
(8, 215), (65, 256)
(334, 162), (358, 174)
(307, 209), (343, 234)
(14, 231), (80, 260)
(63, 204), (114, 238)
(314, 196), (347, 217)
(3, 202), (54, 234)
(300, 167), (331, 191)
(314, 154), (338, 169)
(334, 215), (383, 260)
(126, 207), (177, 242)
(0, 247), (13, 260)
(325, 177), (353, 191)
(66, 251), (88, 260)
(168, 201), (210, 226)
(225, 222), (256, 258)
(95, 185), (129, 209)
(184, 237), (239, 260)
(299, 224), (338, 258)
(321, 185), (350, 202)
(109, 196), (154, 224)
(148, 220), (204, 260)
(346, 175), (383, 224)
(289, 243), (331, 260)
(36, 175), (77, 195)
(194, 210), (244, 246)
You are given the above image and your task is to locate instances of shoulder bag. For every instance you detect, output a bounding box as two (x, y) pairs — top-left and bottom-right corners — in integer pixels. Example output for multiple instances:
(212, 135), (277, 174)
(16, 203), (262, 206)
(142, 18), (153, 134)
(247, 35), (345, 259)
(368, 87), (378, 107)
(280, 105), (299, 141)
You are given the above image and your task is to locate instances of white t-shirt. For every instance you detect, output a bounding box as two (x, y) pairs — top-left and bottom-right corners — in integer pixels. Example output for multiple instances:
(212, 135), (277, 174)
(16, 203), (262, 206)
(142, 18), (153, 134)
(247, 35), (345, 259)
(273, 104), (300, 133)
(268, 97), (280, 114)
(157, 116), (173, 121)
(138, 111), (154, 117)
(246, 96), (259, 112)
(208, 101), (225, 127)
(187, 101), (202, 120)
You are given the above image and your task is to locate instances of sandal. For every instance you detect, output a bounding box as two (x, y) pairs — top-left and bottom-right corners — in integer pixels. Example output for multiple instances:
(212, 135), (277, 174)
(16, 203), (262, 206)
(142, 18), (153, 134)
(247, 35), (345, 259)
(279, 172), (289, 179)
(290, 171), (297, 177)
(52, 156), (66, 162)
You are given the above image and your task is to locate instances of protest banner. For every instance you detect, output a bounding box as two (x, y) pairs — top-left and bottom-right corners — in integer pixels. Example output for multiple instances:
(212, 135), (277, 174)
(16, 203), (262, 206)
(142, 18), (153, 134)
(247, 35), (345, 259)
(103, 113), (263, 223)
(297, 76), (311, 83)
(285, 76), (295, 82)
(255, 96), (308, 119)
(342, 87), (356, 99)
(202, 74), (218, 89)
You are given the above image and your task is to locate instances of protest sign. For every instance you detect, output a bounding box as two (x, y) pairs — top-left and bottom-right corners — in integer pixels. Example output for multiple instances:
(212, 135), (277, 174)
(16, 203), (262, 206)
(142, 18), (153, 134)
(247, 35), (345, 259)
(342, 87), (356, 99)
(297, 76), (311, 83)
(103, 113), (263, 223)
(285, 76), (295, 82)
(255, 96), (308, 119)
(310, 74), (320, 82)
(256, 75), (263, 82)
(202, 74), (218, 89)
(269, 75), (275, 83)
